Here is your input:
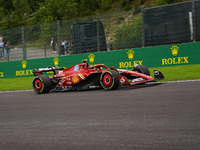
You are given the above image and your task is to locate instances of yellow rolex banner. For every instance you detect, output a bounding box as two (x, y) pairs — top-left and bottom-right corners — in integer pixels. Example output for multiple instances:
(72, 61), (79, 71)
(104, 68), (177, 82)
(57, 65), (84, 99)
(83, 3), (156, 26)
(0, 42), (200, 78)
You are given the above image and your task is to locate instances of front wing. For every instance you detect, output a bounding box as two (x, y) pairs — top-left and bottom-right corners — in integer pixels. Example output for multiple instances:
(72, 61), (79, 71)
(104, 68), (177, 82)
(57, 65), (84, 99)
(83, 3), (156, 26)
(118, 70), (164, 86)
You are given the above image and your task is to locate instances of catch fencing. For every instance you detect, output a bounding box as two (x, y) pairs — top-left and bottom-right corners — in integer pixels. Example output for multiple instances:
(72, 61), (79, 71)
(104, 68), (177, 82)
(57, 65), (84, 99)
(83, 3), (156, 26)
(0, 10), (142, 62)
(143, 0), (200, 46)
(0, 0), (199, 62)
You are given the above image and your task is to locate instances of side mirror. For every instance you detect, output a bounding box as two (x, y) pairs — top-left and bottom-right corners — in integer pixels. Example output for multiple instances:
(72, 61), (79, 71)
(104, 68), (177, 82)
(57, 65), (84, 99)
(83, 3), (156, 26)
(111, 66), (115, 69)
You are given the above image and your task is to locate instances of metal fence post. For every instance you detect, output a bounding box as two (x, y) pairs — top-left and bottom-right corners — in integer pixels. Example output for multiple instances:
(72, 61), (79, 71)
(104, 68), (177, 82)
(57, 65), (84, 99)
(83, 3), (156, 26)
(97, 14), (100, 52)
(141, 7), (145, 47)
(44, 44), (46, 58)
(7, 49), (9, 61)
(21, 26), (27, 60)
(189, 12), (194, 41)
(192, 0), (196, 42)
(57, 20), (61, 56)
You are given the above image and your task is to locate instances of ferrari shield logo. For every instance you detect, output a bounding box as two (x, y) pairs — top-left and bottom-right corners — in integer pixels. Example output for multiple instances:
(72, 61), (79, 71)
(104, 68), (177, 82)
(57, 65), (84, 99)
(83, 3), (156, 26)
(127, 50), (134, 60)
(88, 54), (95, 63)
(21, 60), (27, 69)
(53, 57), (59, 66)
(170, 45), (179, 56)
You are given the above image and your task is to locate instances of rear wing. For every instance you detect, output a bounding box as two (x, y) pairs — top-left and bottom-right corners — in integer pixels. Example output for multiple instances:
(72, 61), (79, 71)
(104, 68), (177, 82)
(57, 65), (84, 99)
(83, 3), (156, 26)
(33, 66), (64, 76)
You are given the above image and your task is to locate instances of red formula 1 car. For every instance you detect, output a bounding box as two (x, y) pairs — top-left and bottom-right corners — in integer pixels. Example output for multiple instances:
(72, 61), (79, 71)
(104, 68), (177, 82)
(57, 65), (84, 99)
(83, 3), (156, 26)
(32, 60), (164, 94)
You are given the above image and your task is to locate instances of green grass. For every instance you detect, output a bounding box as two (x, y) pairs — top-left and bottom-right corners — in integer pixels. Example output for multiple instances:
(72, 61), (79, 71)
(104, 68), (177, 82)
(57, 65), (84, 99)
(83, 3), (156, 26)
(0, 64), (200, 91)
(149, 64), (200, 81)
(0, 77), (34, 91)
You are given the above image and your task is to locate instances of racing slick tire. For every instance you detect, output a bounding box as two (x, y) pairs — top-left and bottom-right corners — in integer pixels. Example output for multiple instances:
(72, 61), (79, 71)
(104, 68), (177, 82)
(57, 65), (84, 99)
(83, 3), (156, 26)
(33, 75), (52, 94)
(132, 65), (150, 76)
(100, 70), (119, 90)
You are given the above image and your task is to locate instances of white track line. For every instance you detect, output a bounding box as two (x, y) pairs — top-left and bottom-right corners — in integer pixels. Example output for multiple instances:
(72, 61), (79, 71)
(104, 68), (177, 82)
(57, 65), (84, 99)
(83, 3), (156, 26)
(157, 79), (200, 84)
(0, 90), (33, 94)
(0, 80), (200, 93)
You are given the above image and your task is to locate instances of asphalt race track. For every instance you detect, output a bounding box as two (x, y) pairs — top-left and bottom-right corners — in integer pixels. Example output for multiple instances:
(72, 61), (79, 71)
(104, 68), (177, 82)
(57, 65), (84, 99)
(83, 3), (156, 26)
(0, 81), (200, 150)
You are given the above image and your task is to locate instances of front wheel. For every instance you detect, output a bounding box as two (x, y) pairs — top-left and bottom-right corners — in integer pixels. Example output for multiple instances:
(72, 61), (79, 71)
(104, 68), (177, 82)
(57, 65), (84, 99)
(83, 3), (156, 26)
(100, 70), (119, 90)
(132, 64), (150, 76)
(33, 75), (52, 94)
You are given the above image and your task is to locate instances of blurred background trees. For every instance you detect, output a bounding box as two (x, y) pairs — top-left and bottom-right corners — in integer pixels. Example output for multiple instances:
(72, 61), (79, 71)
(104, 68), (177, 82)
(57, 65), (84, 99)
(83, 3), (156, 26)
(0, 0), (178, 30)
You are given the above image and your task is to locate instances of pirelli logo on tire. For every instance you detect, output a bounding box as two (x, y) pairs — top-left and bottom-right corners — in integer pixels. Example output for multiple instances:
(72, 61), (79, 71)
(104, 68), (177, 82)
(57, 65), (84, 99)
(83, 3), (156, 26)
(100, 70), (119, 90)
(33, 76), (45, 94)
(100, 71), (115, 90)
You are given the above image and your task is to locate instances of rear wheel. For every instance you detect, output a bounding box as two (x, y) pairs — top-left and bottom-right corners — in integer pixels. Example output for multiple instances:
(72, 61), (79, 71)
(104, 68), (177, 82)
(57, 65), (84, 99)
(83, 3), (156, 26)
(33, 75), (52, 94)
(100, 70), (119, 90)
(132, 65), (150, 76)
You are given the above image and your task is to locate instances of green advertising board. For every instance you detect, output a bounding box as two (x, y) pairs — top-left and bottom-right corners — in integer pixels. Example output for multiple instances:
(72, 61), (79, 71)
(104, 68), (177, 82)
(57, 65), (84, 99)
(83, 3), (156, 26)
(0, 42), (199, 78)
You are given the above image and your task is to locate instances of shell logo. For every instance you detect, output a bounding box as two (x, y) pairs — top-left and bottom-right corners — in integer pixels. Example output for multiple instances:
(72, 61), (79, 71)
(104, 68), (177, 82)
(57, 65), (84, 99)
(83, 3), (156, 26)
(53, 57), (59, 66)
(127, 50), (134, 60)
(88, 54), (95, 63)
(170, 45), (179, 56)
(21, 60), (27, 69)
(72, 75), (79, 84)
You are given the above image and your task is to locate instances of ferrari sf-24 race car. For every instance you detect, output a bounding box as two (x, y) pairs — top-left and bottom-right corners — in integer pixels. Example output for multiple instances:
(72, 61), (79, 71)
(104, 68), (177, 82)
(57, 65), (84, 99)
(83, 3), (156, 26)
(32, 60), (164, 94)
